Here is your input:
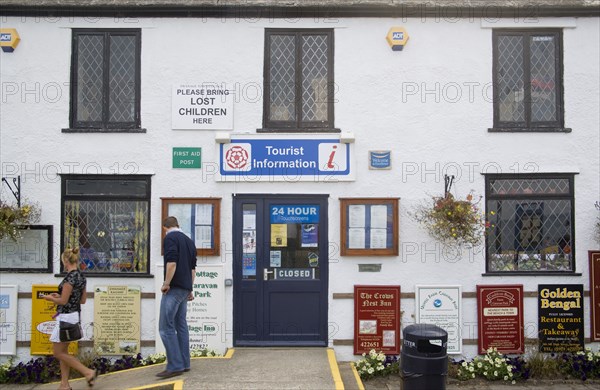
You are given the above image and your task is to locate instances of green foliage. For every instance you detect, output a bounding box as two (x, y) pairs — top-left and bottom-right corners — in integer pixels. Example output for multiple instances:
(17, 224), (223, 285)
(354, 350), (399, 380)
(455, 347), (524, 382)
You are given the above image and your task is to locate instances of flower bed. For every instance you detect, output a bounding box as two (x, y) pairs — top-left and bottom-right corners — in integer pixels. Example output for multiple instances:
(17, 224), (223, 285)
(0, 348), (219, 384)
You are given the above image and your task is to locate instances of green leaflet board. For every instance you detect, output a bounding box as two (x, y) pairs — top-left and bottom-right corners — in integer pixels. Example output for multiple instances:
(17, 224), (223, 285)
(173, 147), (201, 168)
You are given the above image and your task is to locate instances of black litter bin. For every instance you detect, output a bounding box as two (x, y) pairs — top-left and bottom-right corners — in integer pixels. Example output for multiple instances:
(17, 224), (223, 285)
(401, 324), (448, 390)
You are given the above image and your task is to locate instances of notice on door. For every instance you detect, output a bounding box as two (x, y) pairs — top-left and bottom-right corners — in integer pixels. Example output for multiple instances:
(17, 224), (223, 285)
(354, 285), (400, 355)
(477, 285), (524, 354)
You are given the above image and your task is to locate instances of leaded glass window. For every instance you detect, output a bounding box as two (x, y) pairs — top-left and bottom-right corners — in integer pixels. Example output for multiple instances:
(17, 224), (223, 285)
(61, 175), (151, 275)
(493, 30), (563, 130)
(264, 29), (334, 131)
(71, 29), (141, 130)
(485, 174), (575, 273)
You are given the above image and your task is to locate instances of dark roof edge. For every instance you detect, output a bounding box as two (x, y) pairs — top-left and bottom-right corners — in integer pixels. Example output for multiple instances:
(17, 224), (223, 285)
(1, 4), (599, 18)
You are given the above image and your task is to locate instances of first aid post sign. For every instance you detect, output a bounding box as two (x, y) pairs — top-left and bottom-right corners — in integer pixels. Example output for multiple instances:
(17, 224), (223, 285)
(173, 147), (201, 168)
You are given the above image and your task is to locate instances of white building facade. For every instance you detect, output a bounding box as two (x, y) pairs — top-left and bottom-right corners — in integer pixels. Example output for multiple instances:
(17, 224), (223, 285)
(0, 0), (599, 363)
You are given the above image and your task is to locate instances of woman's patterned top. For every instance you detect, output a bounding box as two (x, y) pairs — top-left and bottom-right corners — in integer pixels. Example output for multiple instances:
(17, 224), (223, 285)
(57, 270), (86, 314)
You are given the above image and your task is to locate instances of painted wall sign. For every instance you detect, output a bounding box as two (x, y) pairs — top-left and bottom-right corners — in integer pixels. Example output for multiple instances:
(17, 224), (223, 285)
(0, 285), (18, 355)
(93, 285), (141, 355)
(477, 285), (524, 354)
(0, 29), (20, 52)
(369, 150), (391, 170)
(172, 84), (233, 130)
(270, 205), (320, 224)
(354, 285), (401, 355)
(590, 251), (600, 341)
(415, 285), (462, 354)
(172, 147), (202, 168)
(538, 284), (584, 353)
(31, 285), (77, 355)
(218, 135), (353, 182)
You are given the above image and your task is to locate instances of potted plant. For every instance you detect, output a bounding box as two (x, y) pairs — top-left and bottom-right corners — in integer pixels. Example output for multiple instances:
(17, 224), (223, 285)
(0, 200), (41, 241)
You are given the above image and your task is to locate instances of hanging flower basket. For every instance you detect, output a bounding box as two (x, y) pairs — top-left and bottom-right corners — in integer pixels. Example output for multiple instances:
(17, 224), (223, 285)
(412, 192), (485, 248)
(0, 201), (41, 241)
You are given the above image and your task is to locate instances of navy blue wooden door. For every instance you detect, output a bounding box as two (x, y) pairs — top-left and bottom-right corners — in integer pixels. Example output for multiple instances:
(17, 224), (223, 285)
(233, 194), (329, 346)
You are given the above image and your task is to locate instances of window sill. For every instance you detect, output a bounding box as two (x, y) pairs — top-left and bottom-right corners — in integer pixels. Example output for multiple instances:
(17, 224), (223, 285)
(483, 272), (581, 276)
(257, 128), (341, 133)
(488, 127), (572, 133)
(62, 128), (147, 133)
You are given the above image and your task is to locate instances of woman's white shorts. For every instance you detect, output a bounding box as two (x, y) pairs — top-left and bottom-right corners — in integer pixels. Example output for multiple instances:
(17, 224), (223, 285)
(49, 312), (80, 343)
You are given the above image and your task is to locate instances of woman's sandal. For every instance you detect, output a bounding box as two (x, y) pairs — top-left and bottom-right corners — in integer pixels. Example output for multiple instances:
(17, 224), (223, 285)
(87, 369), (98, 388)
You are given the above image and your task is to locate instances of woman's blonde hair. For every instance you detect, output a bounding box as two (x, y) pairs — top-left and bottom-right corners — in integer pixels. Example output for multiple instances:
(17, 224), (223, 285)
(61, 247), (80, 265)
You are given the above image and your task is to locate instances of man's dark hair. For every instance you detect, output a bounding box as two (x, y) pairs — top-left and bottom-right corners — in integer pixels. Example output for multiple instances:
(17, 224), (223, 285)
(163, 216), (179, 228)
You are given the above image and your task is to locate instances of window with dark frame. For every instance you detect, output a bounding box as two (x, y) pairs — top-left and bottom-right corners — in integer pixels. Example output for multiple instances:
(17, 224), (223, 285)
(69, 29), (141, 131)
(485, 174), (575, 273)
(61, 175), (151, 275)
(492, 29), (565, 132)
(262, 29), (335, 132)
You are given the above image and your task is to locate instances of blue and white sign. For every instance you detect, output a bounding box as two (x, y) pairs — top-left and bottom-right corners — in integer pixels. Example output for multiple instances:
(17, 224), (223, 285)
(218, 135), (354, 182)
(270, 205), (320, 224)
(369, 151), (391, 170)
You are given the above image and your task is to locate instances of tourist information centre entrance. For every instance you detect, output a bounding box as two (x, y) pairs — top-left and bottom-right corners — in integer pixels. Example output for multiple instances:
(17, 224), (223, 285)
(233, 194), (329, 346)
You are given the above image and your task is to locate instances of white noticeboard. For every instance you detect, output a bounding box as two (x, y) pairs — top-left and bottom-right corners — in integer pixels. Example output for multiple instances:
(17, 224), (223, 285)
(172, 84), (234, 130)
(415, 285), (462, 354)
(155, 264), (227, 355)
(0, 285), (18, 355)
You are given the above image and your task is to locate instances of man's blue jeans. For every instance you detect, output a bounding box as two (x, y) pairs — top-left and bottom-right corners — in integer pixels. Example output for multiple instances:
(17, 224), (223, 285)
(159, 287), (190, 372)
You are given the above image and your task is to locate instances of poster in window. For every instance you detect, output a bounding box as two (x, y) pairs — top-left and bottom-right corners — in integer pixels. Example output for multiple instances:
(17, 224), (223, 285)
(348, 228), (366, 249)
(349, 205), (366, 227)
(242, 254), (256, 277)
(301, 224), (318, 247)
(195, 204), (213, 225)
(195, 226), (212, 249)
(243, 230), (256, 254)
(271, 224), (287, 247)
(370, 205), (388, 229)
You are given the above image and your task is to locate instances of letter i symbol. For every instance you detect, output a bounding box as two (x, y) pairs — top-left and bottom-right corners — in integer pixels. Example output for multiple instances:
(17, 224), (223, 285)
(327, 145), (337, 169)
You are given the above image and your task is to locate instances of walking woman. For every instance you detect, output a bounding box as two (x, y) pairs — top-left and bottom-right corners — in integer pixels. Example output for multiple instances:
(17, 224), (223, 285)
(44, 247), (98, 389)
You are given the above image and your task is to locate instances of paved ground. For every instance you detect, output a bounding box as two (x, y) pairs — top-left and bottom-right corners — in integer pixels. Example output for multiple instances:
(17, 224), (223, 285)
(2, 349), (599, 389)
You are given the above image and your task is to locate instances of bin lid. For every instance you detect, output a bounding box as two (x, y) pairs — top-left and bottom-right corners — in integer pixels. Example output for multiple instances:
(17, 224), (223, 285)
(403, 324), (448, 341)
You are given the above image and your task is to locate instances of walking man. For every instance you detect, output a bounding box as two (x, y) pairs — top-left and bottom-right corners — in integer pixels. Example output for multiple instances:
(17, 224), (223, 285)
(157, 216), (197, 378)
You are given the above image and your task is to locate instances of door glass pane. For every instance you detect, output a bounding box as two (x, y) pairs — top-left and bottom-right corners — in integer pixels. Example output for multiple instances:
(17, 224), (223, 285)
(269, 204), (320, 280)
(242, 204), (257, 280)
